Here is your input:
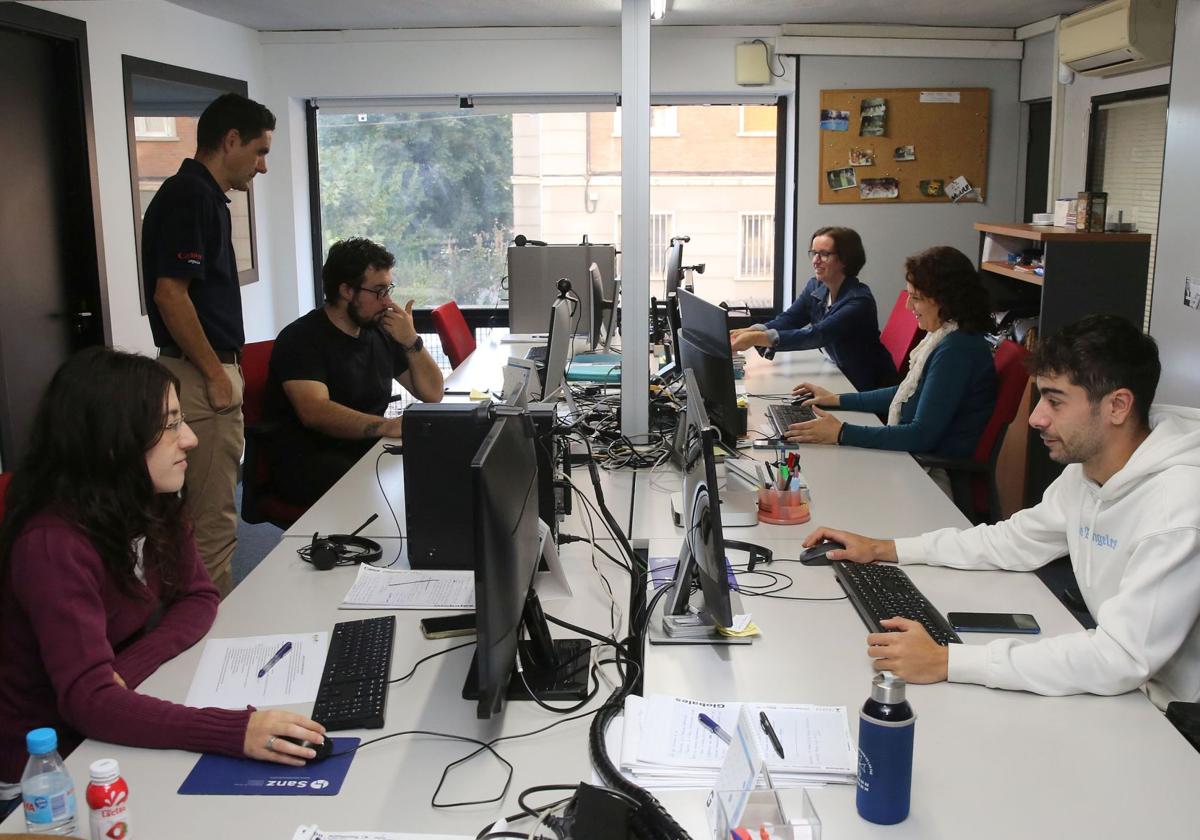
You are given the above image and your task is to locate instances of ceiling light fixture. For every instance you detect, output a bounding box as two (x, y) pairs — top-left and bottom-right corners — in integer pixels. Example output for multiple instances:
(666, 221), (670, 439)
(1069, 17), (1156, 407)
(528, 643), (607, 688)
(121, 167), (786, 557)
(650, 0), (667, 21)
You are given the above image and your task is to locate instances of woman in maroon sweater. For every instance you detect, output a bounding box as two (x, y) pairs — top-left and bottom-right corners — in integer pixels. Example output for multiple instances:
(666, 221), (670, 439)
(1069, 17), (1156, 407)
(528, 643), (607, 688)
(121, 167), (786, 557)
(0, 348), (325, 799)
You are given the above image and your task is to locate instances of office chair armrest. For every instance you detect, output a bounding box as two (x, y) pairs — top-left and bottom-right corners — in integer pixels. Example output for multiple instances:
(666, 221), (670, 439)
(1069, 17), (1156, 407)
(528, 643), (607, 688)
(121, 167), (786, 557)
(912, 453), (987, 474)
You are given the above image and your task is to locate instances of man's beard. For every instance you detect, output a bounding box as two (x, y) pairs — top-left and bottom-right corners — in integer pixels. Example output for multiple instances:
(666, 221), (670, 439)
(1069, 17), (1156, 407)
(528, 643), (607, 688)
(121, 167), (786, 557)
(348, 296), (383, 329)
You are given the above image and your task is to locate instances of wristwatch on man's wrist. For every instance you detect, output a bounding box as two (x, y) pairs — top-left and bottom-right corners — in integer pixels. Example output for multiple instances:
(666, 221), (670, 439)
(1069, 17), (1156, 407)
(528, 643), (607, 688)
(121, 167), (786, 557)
(401, 335), (424, 354)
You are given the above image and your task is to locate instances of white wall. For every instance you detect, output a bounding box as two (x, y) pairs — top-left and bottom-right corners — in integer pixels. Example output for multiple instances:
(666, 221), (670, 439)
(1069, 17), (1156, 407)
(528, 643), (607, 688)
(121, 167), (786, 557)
(257, 26), (796, 326)
(1020, 31), (1056, 102)
(793, 55), (1022, 325)
(25, 0), (272, 354)
(1149, 0), (1200, 407)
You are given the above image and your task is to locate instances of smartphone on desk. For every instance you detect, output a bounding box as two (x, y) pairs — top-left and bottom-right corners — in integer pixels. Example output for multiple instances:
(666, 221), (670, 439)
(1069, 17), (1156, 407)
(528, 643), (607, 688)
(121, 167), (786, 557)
(948, 612), (1040, 634)
(419, 613), (476, 639)
(751, 438), (798, 450)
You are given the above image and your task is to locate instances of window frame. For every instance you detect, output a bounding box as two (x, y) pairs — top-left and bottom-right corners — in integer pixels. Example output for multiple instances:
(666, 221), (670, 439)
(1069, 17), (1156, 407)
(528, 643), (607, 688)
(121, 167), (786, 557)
(737, 211), (775, 281)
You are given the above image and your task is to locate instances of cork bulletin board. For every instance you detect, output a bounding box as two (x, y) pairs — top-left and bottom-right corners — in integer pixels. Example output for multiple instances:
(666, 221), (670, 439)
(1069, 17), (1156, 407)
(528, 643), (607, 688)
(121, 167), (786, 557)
(818, 87), (990, 205)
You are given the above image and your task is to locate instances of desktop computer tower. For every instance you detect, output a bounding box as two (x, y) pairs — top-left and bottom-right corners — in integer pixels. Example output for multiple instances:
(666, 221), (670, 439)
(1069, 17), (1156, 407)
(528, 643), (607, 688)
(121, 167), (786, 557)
(403, 402), (495, 570)
(403, 402), (560, 570)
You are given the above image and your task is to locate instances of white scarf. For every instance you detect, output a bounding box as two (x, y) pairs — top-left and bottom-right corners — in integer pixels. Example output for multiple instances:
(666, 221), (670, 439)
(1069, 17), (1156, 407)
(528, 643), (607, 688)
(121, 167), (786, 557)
(887, 321), (958, 425)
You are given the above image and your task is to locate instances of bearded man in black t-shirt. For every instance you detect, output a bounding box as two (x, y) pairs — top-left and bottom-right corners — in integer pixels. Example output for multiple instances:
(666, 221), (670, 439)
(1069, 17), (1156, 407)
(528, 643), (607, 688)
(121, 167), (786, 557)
(266, 238), (444, 507)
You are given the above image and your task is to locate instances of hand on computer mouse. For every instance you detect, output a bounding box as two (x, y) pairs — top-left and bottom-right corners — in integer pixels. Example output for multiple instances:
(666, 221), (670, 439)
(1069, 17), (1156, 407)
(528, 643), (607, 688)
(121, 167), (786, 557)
(798, 538), (847, 566)
(280, 735), (334, 763)
(244, 710), (327, 766)
(790, 382), (838, 407)
(803, 527), (898, 564)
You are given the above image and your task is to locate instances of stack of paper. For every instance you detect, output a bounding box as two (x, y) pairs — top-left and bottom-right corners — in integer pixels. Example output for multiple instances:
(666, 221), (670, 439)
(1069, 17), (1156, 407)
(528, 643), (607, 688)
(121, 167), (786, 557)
(617, 694), (856, 788)
(340, 565), (474, 610)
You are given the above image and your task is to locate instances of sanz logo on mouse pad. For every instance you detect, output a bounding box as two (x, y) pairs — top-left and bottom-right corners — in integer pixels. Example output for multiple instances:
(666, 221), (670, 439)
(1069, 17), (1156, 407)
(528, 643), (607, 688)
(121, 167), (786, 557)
(178, 737), (360, 796)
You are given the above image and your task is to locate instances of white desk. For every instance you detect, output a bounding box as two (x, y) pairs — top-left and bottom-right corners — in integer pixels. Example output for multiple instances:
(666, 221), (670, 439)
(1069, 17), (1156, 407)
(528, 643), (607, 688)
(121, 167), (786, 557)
(7, 347), (1199, 838)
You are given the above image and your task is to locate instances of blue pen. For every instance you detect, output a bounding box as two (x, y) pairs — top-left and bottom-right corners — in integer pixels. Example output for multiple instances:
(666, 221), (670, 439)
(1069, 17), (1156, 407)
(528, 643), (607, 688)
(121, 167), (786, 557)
(257, 641), (293, 678)
(697, 713), (733, 745)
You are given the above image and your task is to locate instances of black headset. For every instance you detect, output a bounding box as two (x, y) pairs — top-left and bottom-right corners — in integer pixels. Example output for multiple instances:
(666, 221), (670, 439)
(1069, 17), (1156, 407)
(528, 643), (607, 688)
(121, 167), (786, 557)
(296, 513), (386, 570)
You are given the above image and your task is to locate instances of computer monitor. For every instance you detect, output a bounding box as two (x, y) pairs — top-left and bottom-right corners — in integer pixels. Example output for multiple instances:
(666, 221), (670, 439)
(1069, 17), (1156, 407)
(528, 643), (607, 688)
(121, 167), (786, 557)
(463, 410), (588, 719)
(588, 262), (618, 352)
(663, 369), (735, 632)
(541, 280), (577, 400)
(676, 289), (740, 447)
(664, 240), (685, 296)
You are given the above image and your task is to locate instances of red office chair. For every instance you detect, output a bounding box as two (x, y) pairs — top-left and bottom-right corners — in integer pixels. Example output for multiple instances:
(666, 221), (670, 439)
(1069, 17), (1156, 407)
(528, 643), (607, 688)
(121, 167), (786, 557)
(240, 340), (306, 529)
(915, 340), (1031, 524)
(0, 471), (12, 521)
(431, 301), (476, 369)
(880, 290), (924, 376)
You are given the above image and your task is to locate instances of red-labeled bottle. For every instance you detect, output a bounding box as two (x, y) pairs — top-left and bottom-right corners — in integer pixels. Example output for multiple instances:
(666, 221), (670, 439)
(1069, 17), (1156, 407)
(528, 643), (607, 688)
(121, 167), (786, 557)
(85, 759), (130, 840)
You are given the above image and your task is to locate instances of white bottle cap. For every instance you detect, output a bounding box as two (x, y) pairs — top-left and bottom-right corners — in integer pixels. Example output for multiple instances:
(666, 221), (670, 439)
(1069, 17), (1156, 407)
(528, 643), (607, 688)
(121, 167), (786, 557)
(89, 758), (120, 784)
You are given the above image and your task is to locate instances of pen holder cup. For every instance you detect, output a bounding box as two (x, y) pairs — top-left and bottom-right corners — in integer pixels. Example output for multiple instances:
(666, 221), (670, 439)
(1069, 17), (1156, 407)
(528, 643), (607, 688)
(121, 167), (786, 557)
(711, 787), (822, 840)
(757, 489), (811, 525)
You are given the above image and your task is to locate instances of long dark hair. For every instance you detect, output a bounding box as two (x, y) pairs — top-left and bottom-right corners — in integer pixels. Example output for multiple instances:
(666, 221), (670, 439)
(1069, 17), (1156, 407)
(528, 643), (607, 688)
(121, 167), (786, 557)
(0, 348), (189, 601)
(905, 246), (992, 333)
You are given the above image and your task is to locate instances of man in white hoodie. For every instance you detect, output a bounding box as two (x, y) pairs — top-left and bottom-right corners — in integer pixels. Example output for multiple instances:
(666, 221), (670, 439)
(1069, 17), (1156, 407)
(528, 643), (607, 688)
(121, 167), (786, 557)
(806, 315), (1200, 710)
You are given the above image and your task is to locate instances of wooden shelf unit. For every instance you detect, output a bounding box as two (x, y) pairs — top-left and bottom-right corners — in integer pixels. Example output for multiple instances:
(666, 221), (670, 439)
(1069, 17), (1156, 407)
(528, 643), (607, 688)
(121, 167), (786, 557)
(975, 222), (1152, 510)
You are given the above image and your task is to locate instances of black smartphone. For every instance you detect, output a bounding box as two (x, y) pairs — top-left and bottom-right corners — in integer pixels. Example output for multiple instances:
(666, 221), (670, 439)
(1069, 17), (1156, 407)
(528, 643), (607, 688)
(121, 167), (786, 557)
(947, 612), (1040, 634)
(419, 613), (476, 639)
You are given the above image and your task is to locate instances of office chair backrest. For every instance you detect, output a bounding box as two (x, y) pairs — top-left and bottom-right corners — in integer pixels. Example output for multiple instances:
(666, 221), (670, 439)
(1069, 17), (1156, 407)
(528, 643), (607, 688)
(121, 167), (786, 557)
(973, 340), (1030, 466)
(240, 340), (275, 427)
(431, 301), (476, 369)
(880, 290), (924, 376)
(0, 471), (11, 521)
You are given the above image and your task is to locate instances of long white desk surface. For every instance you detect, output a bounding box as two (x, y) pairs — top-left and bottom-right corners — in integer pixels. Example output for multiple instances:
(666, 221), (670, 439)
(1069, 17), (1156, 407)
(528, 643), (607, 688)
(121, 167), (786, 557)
(7, 345), (1199, 838)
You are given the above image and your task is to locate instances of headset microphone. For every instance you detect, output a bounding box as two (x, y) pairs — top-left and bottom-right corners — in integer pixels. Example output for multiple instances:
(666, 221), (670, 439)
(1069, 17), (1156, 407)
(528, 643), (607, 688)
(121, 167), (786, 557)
(514, 234), (548, 247)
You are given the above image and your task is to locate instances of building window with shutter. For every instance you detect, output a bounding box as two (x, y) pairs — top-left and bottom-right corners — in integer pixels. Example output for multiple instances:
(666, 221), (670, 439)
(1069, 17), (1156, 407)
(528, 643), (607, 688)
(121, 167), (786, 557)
(739, 212), (774, 279)
(1086, 88), (1169, 331)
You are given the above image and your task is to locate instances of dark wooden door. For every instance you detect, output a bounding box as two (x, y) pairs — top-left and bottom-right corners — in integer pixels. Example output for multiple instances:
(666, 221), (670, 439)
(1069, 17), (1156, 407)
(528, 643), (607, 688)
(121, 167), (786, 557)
(0, 8), (105, 469)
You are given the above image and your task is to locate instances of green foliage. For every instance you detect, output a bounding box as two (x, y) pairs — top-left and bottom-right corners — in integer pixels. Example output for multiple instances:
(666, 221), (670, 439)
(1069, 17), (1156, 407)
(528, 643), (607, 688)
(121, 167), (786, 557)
(317, 111), (513, 307)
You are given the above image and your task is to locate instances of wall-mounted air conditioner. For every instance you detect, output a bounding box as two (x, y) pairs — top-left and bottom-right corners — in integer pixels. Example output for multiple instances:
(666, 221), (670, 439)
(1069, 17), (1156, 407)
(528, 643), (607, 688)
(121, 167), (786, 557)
(1059, 0), (1174, 77)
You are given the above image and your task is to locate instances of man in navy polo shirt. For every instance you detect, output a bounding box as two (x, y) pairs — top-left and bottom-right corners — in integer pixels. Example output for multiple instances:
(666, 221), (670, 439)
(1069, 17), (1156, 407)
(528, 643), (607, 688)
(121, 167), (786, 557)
(142, 92), (275, 597)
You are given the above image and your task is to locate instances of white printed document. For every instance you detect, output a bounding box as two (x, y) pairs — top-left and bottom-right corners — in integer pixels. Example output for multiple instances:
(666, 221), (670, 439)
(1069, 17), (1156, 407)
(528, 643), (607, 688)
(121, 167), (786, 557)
(340, 564), (475, 610)
(292, 828), (471, 840)
(617, 694), (855, 788)
(185, 632), (328, 709)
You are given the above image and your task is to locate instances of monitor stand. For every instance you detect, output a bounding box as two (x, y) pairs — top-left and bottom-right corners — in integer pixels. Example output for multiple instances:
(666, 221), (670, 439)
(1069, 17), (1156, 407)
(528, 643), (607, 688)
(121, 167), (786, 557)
(461, 589), (591, 703)
(648, 538), (756, 647)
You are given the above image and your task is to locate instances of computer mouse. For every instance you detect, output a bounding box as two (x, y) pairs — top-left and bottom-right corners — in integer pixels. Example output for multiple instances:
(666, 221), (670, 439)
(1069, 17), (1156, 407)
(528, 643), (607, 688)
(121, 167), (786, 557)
(790, 395), (811, 406)
(281, 735), (334, 762)
(799, 539), (846, 566)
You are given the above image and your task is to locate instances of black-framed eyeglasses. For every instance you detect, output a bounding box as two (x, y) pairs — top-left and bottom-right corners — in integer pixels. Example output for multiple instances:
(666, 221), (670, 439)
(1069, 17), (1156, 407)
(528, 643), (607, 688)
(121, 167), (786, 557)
(807, 249), (836, 261)
(356, 283), (395, 300)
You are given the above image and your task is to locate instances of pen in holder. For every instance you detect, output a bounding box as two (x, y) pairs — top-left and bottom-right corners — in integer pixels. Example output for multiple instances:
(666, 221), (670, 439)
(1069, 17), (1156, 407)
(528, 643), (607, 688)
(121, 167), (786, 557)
(757, 489), (810, 525)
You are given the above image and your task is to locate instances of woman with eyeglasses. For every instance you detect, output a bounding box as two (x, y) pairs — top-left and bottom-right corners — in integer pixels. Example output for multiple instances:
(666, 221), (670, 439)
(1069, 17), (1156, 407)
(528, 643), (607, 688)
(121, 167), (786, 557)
(0, 348), (326, 813)
(730, 226), (898, 391)
(784, 247), (997, 490)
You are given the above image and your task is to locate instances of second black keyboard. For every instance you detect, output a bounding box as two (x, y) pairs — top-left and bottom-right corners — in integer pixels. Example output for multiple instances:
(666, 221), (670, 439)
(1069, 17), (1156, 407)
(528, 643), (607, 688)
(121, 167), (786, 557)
(311, 615), (395, 730)
(831, 562), (962, 645)
(767, 402), (816, 436)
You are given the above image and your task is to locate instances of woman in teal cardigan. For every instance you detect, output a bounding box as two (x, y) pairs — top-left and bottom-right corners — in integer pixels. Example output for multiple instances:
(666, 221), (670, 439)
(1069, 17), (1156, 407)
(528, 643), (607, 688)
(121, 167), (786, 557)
(784, 246), (996, 462)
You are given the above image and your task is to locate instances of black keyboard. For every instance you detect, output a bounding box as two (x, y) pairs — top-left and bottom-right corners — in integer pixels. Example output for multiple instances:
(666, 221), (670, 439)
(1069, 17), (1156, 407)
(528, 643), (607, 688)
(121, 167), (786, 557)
(832, 562), (962, 645)
(525, 346), (548, 364)
(311, 615), (395, 730)
(767, 403), (816, 436)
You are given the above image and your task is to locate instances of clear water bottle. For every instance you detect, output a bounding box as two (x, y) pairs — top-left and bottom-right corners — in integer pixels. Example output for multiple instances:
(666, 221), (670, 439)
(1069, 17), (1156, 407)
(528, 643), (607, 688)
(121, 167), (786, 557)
(20, 728), (78, 835)
(855, 672), (915, 825)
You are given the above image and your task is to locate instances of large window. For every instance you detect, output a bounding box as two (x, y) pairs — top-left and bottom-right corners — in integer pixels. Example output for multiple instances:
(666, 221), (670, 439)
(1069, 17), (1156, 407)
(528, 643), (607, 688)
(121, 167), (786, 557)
(311, 99), (783, 315)
(1087, 87), (1169, 331)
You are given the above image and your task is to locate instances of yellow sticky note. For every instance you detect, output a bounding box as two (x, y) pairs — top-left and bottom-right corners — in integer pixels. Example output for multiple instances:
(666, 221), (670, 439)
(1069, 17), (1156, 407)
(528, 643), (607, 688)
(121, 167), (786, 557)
(469, 389), (490, 401)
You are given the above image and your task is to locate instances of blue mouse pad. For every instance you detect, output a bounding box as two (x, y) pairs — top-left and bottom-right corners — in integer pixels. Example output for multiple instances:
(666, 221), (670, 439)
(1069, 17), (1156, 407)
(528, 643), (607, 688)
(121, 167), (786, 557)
(178, 737), (359, 795)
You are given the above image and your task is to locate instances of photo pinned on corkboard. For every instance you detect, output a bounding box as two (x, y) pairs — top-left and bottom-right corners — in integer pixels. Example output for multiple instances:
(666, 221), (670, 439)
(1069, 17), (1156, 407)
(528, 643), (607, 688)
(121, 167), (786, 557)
(893, 145), (916, 161)
(849, 148), (875, 167)
(919, 179), (945, 197)
(827, 167), (857, 191)
(820, 109), (850, 131)
(860, 98), (886, 136)
(860, 178), (899, 200)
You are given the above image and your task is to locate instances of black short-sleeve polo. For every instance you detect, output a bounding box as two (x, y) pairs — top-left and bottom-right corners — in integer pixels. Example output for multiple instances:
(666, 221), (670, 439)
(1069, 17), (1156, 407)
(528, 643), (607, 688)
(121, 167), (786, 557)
(265, 308), (411, 455)
(141, 158), (244, 350)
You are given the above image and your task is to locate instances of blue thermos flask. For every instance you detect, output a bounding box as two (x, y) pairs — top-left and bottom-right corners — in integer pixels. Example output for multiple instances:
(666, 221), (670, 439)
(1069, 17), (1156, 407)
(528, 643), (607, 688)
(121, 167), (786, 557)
(856, 672), (915, 824)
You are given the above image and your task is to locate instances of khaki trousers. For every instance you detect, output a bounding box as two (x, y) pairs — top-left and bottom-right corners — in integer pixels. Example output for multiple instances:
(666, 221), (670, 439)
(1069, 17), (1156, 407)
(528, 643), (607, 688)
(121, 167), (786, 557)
(158, 355), (244, 598)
